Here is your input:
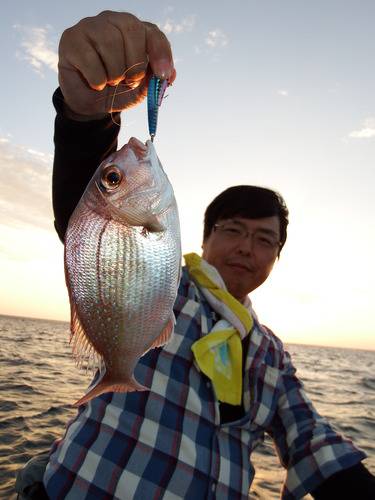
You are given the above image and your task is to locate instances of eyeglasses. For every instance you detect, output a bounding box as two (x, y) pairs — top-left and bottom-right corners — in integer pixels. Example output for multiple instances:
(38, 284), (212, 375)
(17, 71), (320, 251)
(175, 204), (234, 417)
(213, 221), (281, 252)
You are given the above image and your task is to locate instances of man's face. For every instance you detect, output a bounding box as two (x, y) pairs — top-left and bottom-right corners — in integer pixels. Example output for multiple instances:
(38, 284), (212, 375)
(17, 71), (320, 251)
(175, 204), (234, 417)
(202, 216), (281, 302)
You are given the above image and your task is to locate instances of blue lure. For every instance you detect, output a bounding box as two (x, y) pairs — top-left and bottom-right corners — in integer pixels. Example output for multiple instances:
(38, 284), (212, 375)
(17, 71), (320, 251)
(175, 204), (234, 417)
(147, 76), (168, 141)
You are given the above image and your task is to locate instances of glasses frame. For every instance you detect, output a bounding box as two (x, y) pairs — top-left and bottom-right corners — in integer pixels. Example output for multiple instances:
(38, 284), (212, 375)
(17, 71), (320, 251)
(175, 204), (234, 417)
(213, 220), (282, 252)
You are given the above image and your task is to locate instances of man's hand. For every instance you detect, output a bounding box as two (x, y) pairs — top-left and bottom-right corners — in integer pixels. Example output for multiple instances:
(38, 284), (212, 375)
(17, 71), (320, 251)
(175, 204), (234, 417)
(58, 11), (176, 120)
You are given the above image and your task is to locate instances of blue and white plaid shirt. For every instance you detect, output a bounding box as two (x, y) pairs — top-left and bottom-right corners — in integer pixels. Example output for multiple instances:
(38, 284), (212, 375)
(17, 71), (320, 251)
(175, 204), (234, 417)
(44, 267), (365, 499)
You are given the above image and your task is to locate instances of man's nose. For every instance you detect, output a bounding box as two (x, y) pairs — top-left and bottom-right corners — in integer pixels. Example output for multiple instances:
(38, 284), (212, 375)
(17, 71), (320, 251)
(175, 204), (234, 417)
(237, 233), (254, 253)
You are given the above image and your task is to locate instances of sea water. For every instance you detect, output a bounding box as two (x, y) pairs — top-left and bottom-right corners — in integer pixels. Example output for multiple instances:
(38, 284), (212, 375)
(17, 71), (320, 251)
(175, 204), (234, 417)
(0, 314), (374, 499)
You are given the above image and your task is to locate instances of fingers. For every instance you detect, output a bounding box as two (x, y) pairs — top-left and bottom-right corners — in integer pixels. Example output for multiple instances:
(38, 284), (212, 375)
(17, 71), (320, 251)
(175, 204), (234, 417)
(59, 13), (131, 90)
(87, 19), (128, 86)
(143, 22), (174, 80)
(59, 32), (107, 91)
(107, 13), (148, 87)
(107, 67), (151, 112)
(58, 11), (176, 114)
(169, 68), (177, 85)
(63, 13), (174, 78)
(106, 15), (175, 84)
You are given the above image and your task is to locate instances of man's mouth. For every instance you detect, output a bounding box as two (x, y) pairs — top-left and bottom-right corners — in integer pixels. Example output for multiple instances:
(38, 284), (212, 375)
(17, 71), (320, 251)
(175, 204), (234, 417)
(227, 262), (253, 272)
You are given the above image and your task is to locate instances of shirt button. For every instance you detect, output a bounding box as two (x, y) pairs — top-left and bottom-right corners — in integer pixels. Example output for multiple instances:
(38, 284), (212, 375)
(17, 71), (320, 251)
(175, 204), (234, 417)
(211, 482), (216, 492)
(206, 381), (211, 389)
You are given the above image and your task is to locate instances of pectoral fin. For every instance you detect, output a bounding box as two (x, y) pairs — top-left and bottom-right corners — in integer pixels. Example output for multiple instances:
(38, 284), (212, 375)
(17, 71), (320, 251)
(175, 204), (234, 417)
(144, 215), (165, 233)
(113, 207), (164, 233)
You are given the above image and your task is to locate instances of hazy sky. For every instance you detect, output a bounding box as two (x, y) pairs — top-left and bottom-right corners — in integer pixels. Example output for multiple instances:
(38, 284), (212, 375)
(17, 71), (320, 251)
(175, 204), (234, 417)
(0, 0), (374, 350)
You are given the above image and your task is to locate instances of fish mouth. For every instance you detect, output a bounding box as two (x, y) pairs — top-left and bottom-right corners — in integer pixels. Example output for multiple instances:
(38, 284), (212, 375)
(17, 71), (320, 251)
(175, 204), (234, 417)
(128, 137), (148, 160)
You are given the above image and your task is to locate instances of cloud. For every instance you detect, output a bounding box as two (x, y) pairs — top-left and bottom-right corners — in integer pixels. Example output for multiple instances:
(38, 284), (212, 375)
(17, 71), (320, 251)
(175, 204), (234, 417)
(350, 129), (375, 139)
(159, 15), (196, 34)
(14, 24), (58, 76)
(205, 29), (228, 48)
(194, 28), (228, 60)
(164, 6), (175, 14)
(349, 117), (375, 139)
(277, 89), (289, 97)
(0, 137), (53, 231)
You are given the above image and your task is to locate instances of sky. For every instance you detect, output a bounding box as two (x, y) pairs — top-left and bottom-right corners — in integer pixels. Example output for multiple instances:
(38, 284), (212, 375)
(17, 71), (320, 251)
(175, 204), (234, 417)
(0, 0), (374, 350)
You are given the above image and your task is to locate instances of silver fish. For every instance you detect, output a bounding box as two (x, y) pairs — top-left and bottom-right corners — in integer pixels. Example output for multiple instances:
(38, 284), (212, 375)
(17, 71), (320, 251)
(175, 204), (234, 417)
(64, 137), (181, 406)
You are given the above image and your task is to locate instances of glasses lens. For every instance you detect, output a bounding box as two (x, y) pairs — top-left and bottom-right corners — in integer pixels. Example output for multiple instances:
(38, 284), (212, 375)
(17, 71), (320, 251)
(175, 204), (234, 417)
(253, 233), (278, 249)
(221, 223), (245, 237)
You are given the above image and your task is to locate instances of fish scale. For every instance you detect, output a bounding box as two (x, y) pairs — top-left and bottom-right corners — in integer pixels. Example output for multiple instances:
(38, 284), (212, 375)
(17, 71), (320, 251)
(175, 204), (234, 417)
(64, 137), (181, 405)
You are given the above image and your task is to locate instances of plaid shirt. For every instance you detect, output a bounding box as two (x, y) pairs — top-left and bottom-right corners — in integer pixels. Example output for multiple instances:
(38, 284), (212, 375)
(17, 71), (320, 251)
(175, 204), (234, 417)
(44, 267), (365, 499)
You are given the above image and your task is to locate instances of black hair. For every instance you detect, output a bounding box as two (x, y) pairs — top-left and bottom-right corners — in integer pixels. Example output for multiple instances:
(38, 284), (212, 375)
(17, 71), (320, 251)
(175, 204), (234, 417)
(203, 185), (289, 256)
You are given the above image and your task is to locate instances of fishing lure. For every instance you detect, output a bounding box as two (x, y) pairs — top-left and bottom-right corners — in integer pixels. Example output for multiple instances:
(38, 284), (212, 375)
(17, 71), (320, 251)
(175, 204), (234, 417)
(147, 76), (169, 141)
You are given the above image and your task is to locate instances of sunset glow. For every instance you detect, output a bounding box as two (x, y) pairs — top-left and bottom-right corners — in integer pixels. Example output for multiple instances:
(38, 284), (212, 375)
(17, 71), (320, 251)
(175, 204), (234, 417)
(0, 0), (374, 351)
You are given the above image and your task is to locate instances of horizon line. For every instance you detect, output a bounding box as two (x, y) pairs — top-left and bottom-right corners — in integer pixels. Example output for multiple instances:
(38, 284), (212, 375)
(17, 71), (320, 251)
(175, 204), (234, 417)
(1, 312), (374, 353)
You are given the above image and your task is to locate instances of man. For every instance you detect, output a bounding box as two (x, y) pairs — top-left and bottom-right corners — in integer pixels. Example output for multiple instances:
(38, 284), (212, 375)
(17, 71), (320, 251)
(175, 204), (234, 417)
(40, 11), (375, 500)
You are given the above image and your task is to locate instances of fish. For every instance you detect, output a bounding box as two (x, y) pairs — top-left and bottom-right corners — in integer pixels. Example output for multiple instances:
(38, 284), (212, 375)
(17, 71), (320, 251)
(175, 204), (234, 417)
(64, 137), (181, 406)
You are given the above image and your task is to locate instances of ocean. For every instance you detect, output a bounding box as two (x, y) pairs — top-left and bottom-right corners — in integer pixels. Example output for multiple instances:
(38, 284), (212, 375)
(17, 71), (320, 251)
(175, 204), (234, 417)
(0, 314), (374, 499)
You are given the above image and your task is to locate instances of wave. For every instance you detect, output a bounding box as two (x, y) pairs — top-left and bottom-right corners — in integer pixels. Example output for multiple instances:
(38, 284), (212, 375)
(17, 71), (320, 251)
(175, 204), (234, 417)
(1, 383), (42, 395)
(0, 415), (30, 432)
(0, 357), (33, 366)
(361, 377), (375, 390)
(0, 400), (19, 412)
(31, 406), (68, 419)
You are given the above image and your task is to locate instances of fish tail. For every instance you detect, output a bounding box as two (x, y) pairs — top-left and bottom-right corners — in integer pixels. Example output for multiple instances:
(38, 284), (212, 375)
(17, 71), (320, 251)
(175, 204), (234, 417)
(73, 374), (148, 407)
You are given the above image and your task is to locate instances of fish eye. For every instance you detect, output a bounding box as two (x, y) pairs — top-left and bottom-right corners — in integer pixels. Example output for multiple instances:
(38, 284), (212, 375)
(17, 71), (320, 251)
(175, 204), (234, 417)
(100, 165), (123, 190)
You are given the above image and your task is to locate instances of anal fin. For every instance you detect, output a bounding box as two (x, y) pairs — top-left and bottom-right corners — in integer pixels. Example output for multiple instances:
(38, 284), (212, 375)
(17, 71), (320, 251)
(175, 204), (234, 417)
(148, 314), (175, 350)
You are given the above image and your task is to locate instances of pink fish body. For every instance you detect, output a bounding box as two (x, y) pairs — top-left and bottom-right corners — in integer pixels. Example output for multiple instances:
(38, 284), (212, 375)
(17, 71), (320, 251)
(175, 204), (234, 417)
(64, 137), (181, 406)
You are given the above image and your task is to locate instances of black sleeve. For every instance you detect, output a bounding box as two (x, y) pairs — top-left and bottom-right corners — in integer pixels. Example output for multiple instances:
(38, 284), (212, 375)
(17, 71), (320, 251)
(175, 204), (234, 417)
(52, 88), (121, 242)
(311, 462), (375, 499)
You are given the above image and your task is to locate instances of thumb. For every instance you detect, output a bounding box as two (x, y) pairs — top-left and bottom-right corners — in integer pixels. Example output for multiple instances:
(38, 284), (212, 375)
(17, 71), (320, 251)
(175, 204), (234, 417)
(107, 67), (152, 112)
